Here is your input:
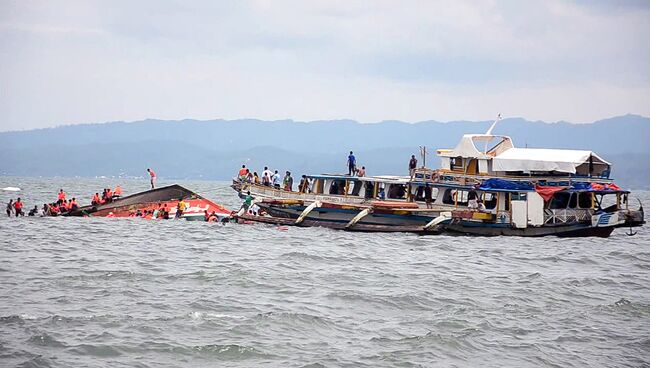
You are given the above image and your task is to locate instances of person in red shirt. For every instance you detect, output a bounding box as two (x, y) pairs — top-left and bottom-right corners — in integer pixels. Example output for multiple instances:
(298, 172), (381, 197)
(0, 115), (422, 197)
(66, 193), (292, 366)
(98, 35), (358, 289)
(13, 198), (24, 217)
(147, 168), (156, 189)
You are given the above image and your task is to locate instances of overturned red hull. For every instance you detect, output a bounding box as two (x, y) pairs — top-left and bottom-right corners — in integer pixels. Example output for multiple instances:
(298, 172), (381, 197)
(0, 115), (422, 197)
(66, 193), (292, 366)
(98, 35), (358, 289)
(65, 184), (231, 220)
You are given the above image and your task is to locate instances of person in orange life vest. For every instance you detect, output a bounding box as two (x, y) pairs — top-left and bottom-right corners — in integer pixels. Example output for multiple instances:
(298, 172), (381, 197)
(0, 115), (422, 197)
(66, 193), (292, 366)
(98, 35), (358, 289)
(58, 189), (66, 202)
(70, 198), (79, 211)
(13, 198), (24, 217)
(106, 212), (115, 218)
(51, 203), (60, 215)
(92, 193), (100, 205)
(106, 188), (113, 202)
(147, 168), (156, 189)
(114, 185), (123, 199)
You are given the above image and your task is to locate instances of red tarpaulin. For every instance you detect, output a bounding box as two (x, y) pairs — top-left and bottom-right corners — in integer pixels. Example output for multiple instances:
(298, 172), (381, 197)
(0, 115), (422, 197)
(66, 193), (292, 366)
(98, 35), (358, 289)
(535, 185), (567, 201)
(591, 182), (622, 191)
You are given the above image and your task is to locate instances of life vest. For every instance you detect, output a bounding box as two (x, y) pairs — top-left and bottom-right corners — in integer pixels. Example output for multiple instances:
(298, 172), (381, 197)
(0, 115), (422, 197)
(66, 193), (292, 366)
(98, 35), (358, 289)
(114, 186), (122, 195)
(92, 194), (100, 203)
(58, 192), (66, 201)
(238, 168), (247, 177)
(106, 190), (113, 198)
(106, 213), (115, 218)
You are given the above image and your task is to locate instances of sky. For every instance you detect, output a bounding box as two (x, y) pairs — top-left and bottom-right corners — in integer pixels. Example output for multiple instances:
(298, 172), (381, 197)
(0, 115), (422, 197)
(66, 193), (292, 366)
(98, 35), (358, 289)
(0, 0), (649, 131)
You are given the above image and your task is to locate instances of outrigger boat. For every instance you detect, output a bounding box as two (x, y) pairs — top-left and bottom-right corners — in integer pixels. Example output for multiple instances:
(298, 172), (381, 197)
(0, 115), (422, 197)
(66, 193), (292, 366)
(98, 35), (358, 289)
(66, 184), (231, 221)
(232, 121), (644, 237)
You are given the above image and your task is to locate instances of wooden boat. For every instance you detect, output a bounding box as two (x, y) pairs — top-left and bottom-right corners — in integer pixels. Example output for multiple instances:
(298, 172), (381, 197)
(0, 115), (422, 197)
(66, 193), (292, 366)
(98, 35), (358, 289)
(65, 184), (231, 221)
(233, 118), (644, 237)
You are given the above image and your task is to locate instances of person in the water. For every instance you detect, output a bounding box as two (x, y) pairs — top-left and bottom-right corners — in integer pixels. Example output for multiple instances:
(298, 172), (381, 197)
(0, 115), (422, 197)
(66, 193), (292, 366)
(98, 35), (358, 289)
(13, 198), (24, 217)
(6, 199), (13, 217)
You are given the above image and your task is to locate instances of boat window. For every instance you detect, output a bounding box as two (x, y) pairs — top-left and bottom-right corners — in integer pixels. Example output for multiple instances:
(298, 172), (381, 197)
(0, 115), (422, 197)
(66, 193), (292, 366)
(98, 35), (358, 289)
(568, 193), (578, 209)
(549, 192), (570, 209)
(450, 157), (464, 171)
(413, 185), (438, 203)
(313, 179), (323, 194)
(483, 193), (497, 209)
(329, 180), (346, 195)
(387, 184), (407, 200)
(511, 192), (527, 201)
(596, 194), (618, 211)
(442, 189), (469, 206)
(578, 193), (592, 209)
(363, 181), (375, 199)
(349, 180), (362, 196)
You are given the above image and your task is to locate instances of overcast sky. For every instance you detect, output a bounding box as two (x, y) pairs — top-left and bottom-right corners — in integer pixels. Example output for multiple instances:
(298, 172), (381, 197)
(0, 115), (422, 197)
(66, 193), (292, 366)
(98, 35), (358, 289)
(0, 1), (649, 131)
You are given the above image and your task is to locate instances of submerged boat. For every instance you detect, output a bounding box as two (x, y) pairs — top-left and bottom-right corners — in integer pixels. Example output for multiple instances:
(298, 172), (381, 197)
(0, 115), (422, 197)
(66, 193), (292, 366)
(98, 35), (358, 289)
(66, 184), (231, 221)
(232, 123), (644, 237)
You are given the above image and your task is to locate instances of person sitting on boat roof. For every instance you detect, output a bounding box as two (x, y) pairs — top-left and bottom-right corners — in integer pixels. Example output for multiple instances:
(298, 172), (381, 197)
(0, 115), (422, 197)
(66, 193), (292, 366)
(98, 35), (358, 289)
(245, 169), (253, 183)
(262, 166), (272, 186)
(357, 166), (366, 177)
(147, 168), (156, 189)
(347, 151), (356, 176)
(238, 165), (248, 181)
(113, 185), (123, 199)
(253, 172), (260, 184)
(409, 155), (418, 178)
(283, 171), (293, 191)
(272, 170), (281, 189)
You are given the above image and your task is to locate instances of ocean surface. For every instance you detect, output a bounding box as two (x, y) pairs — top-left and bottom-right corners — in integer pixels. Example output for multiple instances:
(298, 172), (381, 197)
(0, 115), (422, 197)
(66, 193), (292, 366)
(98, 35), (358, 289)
(0, 177), (648, 368)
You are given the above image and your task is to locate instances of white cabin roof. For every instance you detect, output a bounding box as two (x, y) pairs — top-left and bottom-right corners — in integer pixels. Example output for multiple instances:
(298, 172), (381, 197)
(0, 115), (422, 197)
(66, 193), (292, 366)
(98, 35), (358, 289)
(492, 148), (610, 174)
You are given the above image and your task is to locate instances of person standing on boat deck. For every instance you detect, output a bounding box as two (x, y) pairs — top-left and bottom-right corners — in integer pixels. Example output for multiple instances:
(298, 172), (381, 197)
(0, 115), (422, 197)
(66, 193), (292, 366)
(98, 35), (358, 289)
(272, 170), (281, 189)
(299, 175), (307, 193)
(424, 183), (433, 209)
(147, 168), (156, 189)
(409, 155), (418, 178)
(347, 151), (356, 175)
(357, 166), (366, 177)
(283, 171), (293, 191)
(6, 199), (13, 217)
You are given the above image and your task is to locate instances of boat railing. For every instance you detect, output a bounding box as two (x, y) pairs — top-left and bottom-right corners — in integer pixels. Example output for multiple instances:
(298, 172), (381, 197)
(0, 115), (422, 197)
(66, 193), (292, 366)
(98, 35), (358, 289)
(543, 209), (593, 225)
(413, 169), (614, 187)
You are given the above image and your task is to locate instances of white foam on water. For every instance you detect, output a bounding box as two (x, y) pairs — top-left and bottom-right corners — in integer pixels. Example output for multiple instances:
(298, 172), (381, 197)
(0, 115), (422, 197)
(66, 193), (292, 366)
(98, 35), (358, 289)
(2, 187), (21, 192)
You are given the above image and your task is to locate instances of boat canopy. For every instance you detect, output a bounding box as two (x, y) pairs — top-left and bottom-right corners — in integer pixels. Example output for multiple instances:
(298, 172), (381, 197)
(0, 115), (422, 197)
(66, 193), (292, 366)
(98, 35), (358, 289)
(492, 148), (610, 175)
(438, 134), (514, 158)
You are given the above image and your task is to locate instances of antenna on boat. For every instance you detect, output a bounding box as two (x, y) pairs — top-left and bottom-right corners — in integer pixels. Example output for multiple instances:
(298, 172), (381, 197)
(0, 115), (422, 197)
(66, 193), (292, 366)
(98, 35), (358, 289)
(485, 113), (502, 136)
(419, 146), (428, 167)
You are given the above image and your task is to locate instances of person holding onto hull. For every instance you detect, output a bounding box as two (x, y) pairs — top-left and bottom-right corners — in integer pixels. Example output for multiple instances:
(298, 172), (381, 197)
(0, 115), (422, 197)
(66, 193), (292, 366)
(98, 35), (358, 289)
(347, 151), (356, 176)
(147, 168), (156, 189)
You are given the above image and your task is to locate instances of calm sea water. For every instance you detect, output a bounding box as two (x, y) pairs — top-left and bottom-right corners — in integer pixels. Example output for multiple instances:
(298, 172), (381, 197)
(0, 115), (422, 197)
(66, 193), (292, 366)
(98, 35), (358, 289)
(0, 177), (648, 368)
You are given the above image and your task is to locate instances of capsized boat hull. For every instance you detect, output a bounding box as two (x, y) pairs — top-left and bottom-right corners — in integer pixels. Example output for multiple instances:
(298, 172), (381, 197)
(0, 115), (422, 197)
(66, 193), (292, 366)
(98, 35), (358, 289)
(65, 184), (231, 220)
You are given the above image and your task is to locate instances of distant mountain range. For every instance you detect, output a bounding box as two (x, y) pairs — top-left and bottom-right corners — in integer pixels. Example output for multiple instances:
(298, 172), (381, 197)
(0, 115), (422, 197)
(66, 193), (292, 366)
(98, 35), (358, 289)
(1, 114), (649, 189)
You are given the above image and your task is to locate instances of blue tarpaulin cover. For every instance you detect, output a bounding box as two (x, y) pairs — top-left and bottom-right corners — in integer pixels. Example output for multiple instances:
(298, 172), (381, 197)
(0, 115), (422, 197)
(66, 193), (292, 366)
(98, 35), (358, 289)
(479, 178), (533, 191)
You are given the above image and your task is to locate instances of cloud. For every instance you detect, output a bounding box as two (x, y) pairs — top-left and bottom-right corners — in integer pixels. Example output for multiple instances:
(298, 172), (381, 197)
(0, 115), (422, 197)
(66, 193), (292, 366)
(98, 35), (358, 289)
(0, 0), (648, 131)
